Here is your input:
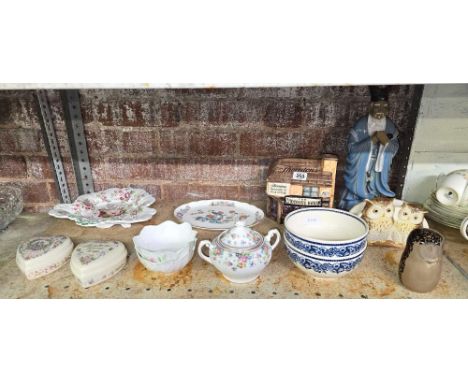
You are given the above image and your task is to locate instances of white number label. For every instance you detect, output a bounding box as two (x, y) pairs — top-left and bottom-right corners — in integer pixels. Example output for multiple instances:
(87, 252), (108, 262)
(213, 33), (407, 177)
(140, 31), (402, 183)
(306, 217), (320, 225)
(292, 171), (307, 181)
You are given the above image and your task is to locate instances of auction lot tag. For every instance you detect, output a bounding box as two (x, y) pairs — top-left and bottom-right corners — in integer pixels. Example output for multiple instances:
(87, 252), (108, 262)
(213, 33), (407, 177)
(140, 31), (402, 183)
(292, 171), (308, 181)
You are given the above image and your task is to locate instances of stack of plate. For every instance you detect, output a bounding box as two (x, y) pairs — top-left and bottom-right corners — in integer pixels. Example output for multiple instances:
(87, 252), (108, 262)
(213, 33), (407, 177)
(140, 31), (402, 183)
(424, 193), (468, 229)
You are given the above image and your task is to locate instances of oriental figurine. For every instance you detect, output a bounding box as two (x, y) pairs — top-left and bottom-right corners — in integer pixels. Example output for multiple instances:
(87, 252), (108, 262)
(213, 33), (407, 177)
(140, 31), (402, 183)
(338, 86), (399, 211)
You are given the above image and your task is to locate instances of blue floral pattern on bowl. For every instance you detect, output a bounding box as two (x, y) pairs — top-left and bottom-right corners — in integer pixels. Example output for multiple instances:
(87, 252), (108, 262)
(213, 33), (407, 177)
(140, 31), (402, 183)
(285, 245), (364, 276)
(284, 231), (367, 258)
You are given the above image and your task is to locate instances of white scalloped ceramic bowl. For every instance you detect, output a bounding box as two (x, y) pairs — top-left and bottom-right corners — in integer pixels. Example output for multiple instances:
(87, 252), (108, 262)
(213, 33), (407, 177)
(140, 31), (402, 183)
(133, 220), (197, 273)
(135, 240), (196, 273)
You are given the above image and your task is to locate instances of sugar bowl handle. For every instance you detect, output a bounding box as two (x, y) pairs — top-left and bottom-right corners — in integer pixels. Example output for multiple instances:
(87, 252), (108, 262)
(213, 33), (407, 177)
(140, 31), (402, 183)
(265, 229), (281, 250)
(461, 217), (468, 240)
(197, 240), (213, 264)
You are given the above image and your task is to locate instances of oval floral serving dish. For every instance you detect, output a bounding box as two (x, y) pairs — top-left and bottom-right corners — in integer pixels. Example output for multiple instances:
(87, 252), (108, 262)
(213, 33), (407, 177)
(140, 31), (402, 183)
(174, 200), (264, 230)
(49, 188), (156, 228)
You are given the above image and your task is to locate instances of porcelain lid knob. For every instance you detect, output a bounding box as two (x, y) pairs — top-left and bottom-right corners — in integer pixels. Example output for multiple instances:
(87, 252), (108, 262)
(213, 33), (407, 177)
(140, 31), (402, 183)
(219, 220), (262, 249)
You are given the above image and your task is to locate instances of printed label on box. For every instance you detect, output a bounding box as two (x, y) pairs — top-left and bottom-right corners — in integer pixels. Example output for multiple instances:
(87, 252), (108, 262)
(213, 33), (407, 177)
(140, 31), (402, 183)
(285, 196), (322, 207)
(266, 182), (290, 197)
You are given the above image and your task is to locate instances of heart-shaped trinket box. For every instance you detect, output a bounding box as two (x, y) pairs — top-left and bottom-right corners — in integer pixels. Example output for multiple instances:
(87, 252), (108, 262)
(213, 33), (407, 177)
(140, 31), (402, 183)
(16, 236), (74, 280)
(70, 240), (127, 288)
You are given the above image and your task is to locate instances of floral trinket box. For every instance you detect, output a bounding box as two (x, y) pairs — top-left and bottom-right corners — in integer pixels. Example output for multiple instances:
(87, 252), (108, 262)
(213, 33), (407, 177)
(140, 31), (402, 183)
(70, 240), (128, 288)
(16, 236), (74, 280)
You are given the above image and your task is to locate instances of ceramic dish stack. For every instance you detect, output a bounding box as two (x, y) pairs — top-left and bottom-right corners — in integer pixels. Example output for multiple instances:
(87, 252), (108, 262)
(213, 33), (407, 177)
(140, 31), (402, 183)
(133, 221), (197, 273)
(16, 236), (74, 280)
(424, 193), (468, 229)
(283, 208), (369, 278)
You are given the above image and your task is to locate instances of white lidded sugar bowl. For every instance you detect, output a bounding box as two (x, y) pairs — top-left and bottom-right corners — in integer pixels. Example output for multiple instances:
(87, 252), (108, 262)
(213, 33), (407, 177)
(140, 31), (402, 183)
(197, 221), (281, 283)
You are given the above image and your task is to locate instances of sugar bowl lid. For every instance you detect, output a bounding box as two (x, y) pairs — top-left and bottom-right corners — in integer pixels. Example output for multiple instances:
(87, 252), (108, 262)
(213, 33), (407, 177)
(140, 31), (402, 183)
(218, 221), (263, 250)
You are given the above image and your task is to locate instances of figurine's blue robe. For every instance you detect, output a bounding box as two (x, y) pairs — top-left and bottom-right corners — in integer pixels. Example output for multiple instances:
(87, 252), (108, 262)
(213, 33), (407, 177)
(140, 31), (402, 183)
(338, 116), (399, 210)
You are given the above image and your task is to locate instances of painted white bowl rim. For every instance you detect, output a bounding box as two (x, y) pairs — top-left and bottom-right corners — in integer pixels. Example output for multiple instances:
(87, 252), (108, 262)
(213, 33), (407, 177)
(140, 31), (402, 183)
(284, 208), (369, 245)
(133, 220), (197, 251)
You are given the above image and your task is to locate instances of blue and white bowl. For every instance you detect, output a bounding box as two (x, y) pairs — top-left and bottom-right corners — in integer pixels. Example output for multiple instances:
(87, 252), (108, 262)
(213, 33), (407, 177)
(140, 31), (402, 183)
(284, 230), (367, 259)
(284, 208), (369, 277)
(285, 239), (365, 277)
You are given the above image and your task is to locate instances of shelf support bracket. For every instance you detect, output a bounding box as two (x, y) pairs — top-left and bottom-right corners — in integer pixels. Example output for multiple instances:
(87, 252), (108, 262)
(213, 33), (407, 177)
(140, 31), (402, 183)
(61, 90), (95, 195)
(35, 90), (72, 204)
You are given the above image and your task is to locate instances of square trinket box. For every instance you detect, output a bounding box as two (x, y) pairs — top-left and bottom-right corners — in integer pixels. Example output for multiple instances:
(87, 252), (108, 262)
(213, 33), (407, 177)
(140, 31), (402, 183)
(16, 236), (74, 280)
(70, 240), (128, 288)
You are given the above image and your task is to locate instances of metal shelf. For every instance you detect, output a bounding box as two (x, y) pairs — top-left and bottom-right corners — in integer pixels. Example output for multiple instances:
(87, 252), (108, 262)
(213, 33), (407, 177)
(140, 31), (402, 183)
(0, 201), (466, 299)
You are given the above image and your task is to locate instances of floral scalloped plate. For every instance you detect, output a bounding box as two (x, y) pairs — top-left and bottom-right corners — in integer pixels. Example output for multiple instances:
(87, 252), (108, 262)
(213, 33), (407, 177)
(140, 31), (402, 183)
(49, 188), (156, 228)
(174, 200), (264, 230)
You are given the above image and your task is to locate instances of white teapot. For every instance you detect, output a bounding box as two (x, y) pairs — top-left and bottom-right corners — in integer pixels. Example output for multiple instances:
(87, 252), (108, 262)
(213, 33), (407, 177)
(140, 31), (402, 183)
(197, 221), (280, 283)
